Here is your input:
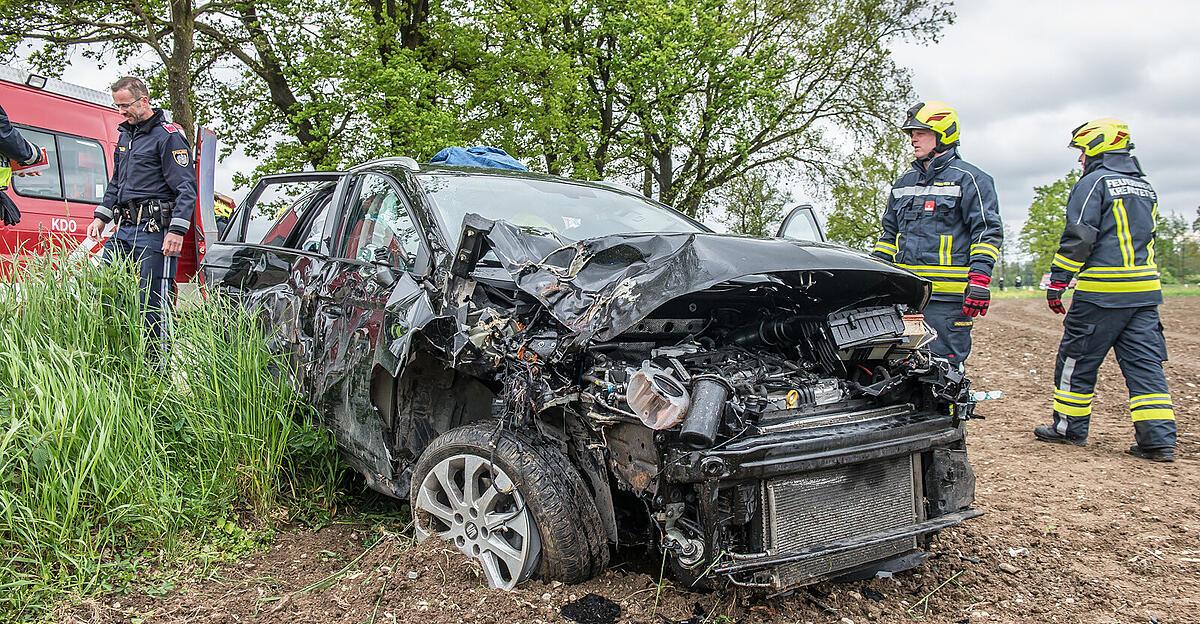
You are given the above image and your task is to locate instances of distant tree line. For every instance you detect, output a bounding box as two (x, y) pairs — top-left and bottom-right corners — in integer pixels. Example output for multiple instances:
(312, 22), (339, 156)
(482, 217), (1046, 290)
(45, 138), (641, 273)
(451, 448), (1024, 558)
(0, 0), (953, 220)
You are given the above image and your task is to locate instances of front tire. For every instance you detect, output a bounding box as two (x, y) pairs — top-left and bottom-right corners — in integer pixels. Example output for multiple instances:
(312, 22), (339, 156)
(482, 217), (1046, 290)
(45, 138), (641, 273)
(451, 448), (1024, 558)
(410, 421), (609, 589)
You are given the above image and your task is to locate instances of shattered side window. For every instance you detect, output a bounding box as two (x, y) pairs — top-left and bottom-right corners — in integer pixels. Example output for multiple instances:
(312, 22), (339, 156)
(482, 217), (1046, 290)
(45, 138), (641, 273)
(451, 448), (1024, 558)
(418, 173), (703, 243)
(245, 182), (327, 245)
(296, 192), (334, 253)
(340, 173), (422, 267)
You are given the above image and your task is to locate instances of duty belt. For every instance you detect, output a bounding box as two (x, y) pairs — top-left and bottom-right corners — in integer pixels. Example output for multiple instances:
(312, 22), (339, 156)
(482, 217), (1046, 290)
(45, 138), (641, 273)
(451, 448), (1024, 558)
(116, 199), (171, 231)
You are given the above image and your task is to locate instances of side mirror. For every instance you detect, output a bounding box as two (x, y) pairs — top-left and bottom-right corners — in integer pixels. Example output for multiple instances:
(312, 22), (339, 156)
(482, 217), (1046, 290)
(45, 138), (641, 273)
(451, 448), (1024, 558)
(372, 246), (398, 287)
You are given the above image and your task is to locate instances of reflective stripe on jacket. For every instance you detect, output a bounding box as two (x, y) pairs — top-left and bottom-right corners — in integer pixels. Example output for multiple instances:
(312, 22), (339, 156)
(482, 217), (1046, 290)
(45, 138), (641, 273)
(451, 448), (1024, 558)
(874, 148), (1003, 300)
(1049, 152), (1162, 308)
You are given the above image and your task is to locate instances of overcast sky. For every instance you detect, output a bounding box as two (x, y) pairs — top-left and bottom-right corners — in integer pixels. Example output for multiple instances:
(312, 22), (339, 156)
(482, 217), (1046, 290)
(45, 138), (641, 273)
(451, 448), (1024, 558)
(41, 0), (1200, 231)
(890, 0), (1200, 232)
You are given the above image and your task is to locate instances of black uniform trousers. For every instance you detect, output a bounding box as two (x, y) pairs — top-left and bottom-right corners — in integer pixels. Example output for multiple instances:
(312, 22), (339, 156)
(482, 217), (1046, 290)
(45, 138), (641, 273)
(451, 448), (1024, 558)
(924, 300), (974, 366)
(102, 236), (178, 361)
(1051, 300), (1176, 450)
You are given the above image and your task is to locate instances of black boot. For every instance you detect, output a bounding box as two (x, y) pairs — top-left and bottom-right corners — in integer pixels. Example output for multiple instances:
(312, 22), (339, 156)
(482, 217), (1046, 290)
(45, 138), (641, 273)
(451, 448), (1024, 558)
(1126, 445), (1175, 462)
(1034, 424), (1087, 446)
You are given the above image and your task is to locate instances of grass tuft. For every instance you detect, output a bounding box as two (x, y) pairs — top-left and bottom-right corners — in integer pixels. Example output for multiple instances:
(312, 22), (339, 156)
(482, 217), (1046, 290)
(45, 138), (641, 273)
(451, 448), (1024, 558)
(0, 252), (341, 620)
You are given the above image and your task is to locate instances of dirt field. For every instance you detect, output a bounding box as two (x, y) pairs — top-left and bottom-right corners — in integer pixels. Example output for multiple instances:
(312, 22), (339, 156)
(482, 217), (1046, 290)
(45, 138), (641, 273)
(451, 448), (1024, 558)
(59, 298), (1199, 624)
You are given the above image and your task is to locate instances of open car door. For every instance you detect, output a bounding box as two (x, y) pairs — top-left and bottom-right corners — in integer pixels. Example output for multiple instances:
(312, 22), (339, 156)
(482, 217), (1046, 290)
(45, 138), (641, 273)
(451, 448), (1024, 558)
(199, 171), (345, 293)
(776, 204), (826, 242)
(186, 126), (219, 282)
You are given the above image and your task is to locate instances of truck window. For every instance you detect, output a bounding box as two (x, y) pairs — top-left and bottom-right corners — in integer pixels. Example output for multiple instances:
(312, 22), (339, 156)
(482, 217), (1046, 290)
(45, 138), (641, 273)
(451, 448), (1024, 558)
(59, 136), (107, 203)
(10, 128), (107, 204)
(10, 128), (63, 199)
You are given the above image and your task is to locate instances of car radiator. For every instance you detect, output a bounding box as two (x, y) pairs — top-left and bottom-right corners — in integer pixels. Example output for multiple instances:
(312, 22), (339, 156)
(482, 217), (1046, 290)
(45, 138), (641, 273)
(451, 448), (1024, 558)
(763, 454), (920, 588)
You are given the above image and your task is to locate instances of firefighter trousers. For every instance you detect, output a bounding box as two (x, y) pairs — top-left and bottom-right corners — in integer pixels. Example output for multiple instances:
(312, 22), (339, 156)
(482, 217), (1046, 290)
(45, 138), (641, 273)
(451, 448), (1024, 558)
(102, 237), (178, 363)
(924, 300), (974, 366)
(1050, 300), (1176, 449)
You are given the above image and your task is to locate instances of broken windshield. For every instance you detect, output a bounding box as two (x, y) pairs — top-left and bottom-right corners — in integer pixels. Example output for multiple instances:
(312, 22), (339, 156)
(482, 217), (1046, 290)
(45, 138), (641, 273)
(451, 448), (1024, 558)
(417, 172), (704, 242)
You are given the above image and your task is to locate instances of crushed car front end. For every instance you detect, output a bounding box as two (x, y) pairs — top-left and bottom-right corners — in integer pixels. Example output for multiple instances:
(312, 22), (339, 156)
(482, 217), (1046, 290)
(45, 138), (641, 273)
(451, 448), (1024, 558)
(445, 215), (979, 592)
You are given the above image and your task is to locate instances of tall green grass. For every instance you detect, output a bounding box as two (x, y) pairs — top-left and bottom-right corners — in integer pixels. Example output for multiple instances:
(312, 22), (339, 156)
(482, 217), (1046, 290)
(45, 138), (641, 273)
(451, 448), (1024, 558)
(0, 252), (340, 620)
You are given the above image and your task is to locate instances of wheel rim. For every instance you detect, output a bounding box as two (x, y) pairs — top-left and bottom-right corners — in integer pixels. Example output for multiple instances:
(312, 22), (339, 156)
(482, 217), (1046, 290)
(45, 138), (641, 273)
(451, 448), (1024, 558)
(413, 453), (541, 589)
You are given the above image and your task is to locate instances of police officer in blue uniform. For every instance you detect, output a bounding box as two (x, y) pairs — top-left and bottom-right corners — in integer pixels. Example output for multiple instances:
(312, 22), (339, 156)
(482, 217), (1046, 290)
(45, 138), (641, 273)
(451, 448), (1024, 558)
(0, 102), (50, 225)
(1034, 119), (1176, 462)
(86, 76), (196, 358)
(872, 101), (1003, 367)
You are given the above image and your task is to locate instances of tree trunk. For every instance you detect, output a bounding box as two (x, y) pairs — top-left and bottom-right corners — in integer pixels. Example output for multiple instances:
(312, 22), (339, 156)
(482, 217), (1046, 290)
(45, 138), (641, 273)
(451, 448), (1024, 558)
(166, 0), (196, 143)
(653, 147), (674, 207)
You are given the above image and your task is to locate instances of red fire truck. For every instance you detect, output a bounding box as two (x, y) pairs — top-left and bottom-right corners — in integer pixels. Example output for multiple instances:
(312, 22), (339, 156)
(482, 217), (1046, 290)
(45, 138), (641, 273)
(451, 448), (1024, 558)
(1, 66), (209, 280)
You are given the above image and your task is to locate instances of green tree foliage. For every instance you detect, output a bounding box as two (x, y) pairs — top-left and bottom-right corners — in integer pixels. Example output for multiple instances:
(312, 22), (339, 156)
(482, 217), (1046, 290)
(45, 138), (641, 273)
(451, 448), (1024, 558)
(0, 0), (208, 140)
(1155, 212), (1200, 283)
(3, 0), (953, 210)
(715, 170), (790, 237)
(461, 0), (953, 216)
(188, 0), (470, 177)
(824, 132), (909, 251)
(1019, 170), (1080, 274)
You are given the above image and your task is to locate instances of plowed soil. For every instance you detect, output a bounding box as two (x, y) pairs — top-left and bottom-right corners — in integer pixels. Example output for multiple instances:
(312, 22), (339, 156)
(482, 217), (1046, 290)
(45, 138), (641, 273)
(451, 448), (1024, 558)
(59, 298), (1199, 624)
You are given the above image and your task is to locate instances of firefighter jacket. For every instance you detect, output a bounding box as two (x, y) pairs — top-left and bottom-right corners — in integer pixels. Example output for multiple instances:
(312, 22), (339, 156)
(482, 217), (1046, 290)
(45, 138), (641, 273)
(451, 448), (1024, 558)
(96, 108), (197, 241)
(873, 148), (1003, 301)
(1049, 152), (1161, 308)
(0, 103), (39, 189)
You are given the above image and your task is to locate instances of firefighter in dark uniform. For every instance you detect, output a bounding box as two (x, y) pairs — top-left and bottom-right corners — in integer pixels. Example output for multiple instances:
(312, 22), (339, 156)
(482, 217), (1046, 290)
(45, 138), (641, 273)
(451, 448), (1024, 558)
(85, 76), (196, 358)
(1033, 119), (1176, 462)
(0, 102), (50, 226)
(872, 101), (1003, 367)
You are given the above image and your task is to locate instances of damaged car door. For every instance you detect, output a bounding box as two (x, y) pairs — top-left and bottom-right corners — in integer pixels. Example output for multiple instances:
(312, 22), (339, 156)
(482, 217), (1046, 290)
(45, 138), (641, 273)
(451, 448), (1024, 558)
(311, 172), (431, 495)
(201, 173), (343, 389)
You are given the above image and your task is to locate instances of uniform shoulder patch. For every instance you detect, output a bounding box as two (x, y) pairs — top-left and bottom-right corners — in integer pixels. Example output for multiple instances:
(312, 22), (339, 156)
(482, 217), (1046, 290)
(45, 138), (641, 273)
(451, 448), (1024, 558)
(162, 122), (182, 134)
(172, 149), (190, 167)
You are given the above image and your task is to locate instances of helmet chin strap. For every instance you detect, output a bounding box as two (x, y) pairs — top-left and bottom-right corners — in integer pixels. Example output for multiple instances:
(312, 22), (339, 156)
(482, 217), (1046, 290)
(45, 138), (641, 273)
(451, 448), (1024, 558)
(917, 145), (952, 169)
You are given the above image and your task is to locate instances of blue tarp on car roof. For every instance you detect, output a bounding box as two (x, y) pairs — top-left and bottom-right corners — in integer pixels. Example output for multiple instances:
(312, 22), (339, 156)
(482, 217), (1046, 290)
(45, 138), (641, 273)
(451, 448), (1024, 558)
(430, 146), (528, 171)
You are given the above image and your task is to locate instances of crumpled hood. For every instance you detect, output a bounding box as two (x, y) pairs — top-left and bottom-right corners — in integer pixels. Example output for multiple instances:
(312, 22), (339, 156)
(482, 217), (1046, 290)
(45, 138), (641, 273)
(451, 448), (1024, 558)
(451, 214), (930, 345)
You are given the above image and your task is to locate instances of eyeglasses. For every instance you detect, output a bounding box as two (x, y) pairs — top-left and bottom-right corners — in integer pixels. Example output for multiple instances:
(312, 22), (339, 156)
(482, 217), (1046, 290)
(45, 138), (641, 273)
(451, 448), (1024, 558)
(112, 97), (145, 111)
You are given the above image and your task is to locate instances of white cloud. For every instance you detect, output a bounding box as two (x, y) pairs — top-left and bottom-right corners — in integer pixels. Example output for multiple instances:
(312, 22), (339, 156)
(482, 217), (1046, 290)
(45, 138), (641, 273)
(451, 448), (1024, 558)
(891, 0), (1200, 229)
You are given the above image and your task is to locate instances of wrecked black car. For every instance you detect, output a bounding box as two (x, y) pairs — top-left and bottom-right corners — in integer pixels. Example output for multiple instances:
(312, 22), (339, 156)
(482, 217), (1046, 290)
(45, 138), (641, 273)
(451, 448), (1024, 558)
(201, 158), (979, 592)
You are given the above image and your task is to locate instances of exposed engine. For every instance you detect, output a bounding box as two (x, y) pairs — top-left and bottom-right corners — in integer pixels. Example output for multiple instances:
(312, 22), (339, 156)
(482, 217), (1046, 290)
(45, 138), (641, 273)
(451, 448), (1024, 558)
(581, 304), (957, 439)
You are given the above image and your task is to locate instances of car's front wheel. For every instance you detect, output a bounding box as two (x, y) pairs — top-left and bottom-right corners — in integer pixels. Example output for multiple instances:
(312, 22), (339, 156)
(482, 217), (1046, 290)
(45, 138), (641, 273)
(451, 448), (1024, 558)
(410, 421), (609, 589)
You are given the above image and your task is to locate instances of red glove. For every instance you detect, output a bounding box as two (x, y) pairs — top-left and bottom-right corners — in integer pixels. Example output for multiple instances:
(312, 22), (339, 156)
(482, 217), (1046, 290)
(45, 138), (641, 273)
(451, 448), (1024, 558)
(962, 272), (991, 317)
(1046, 280), (1069, 314)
